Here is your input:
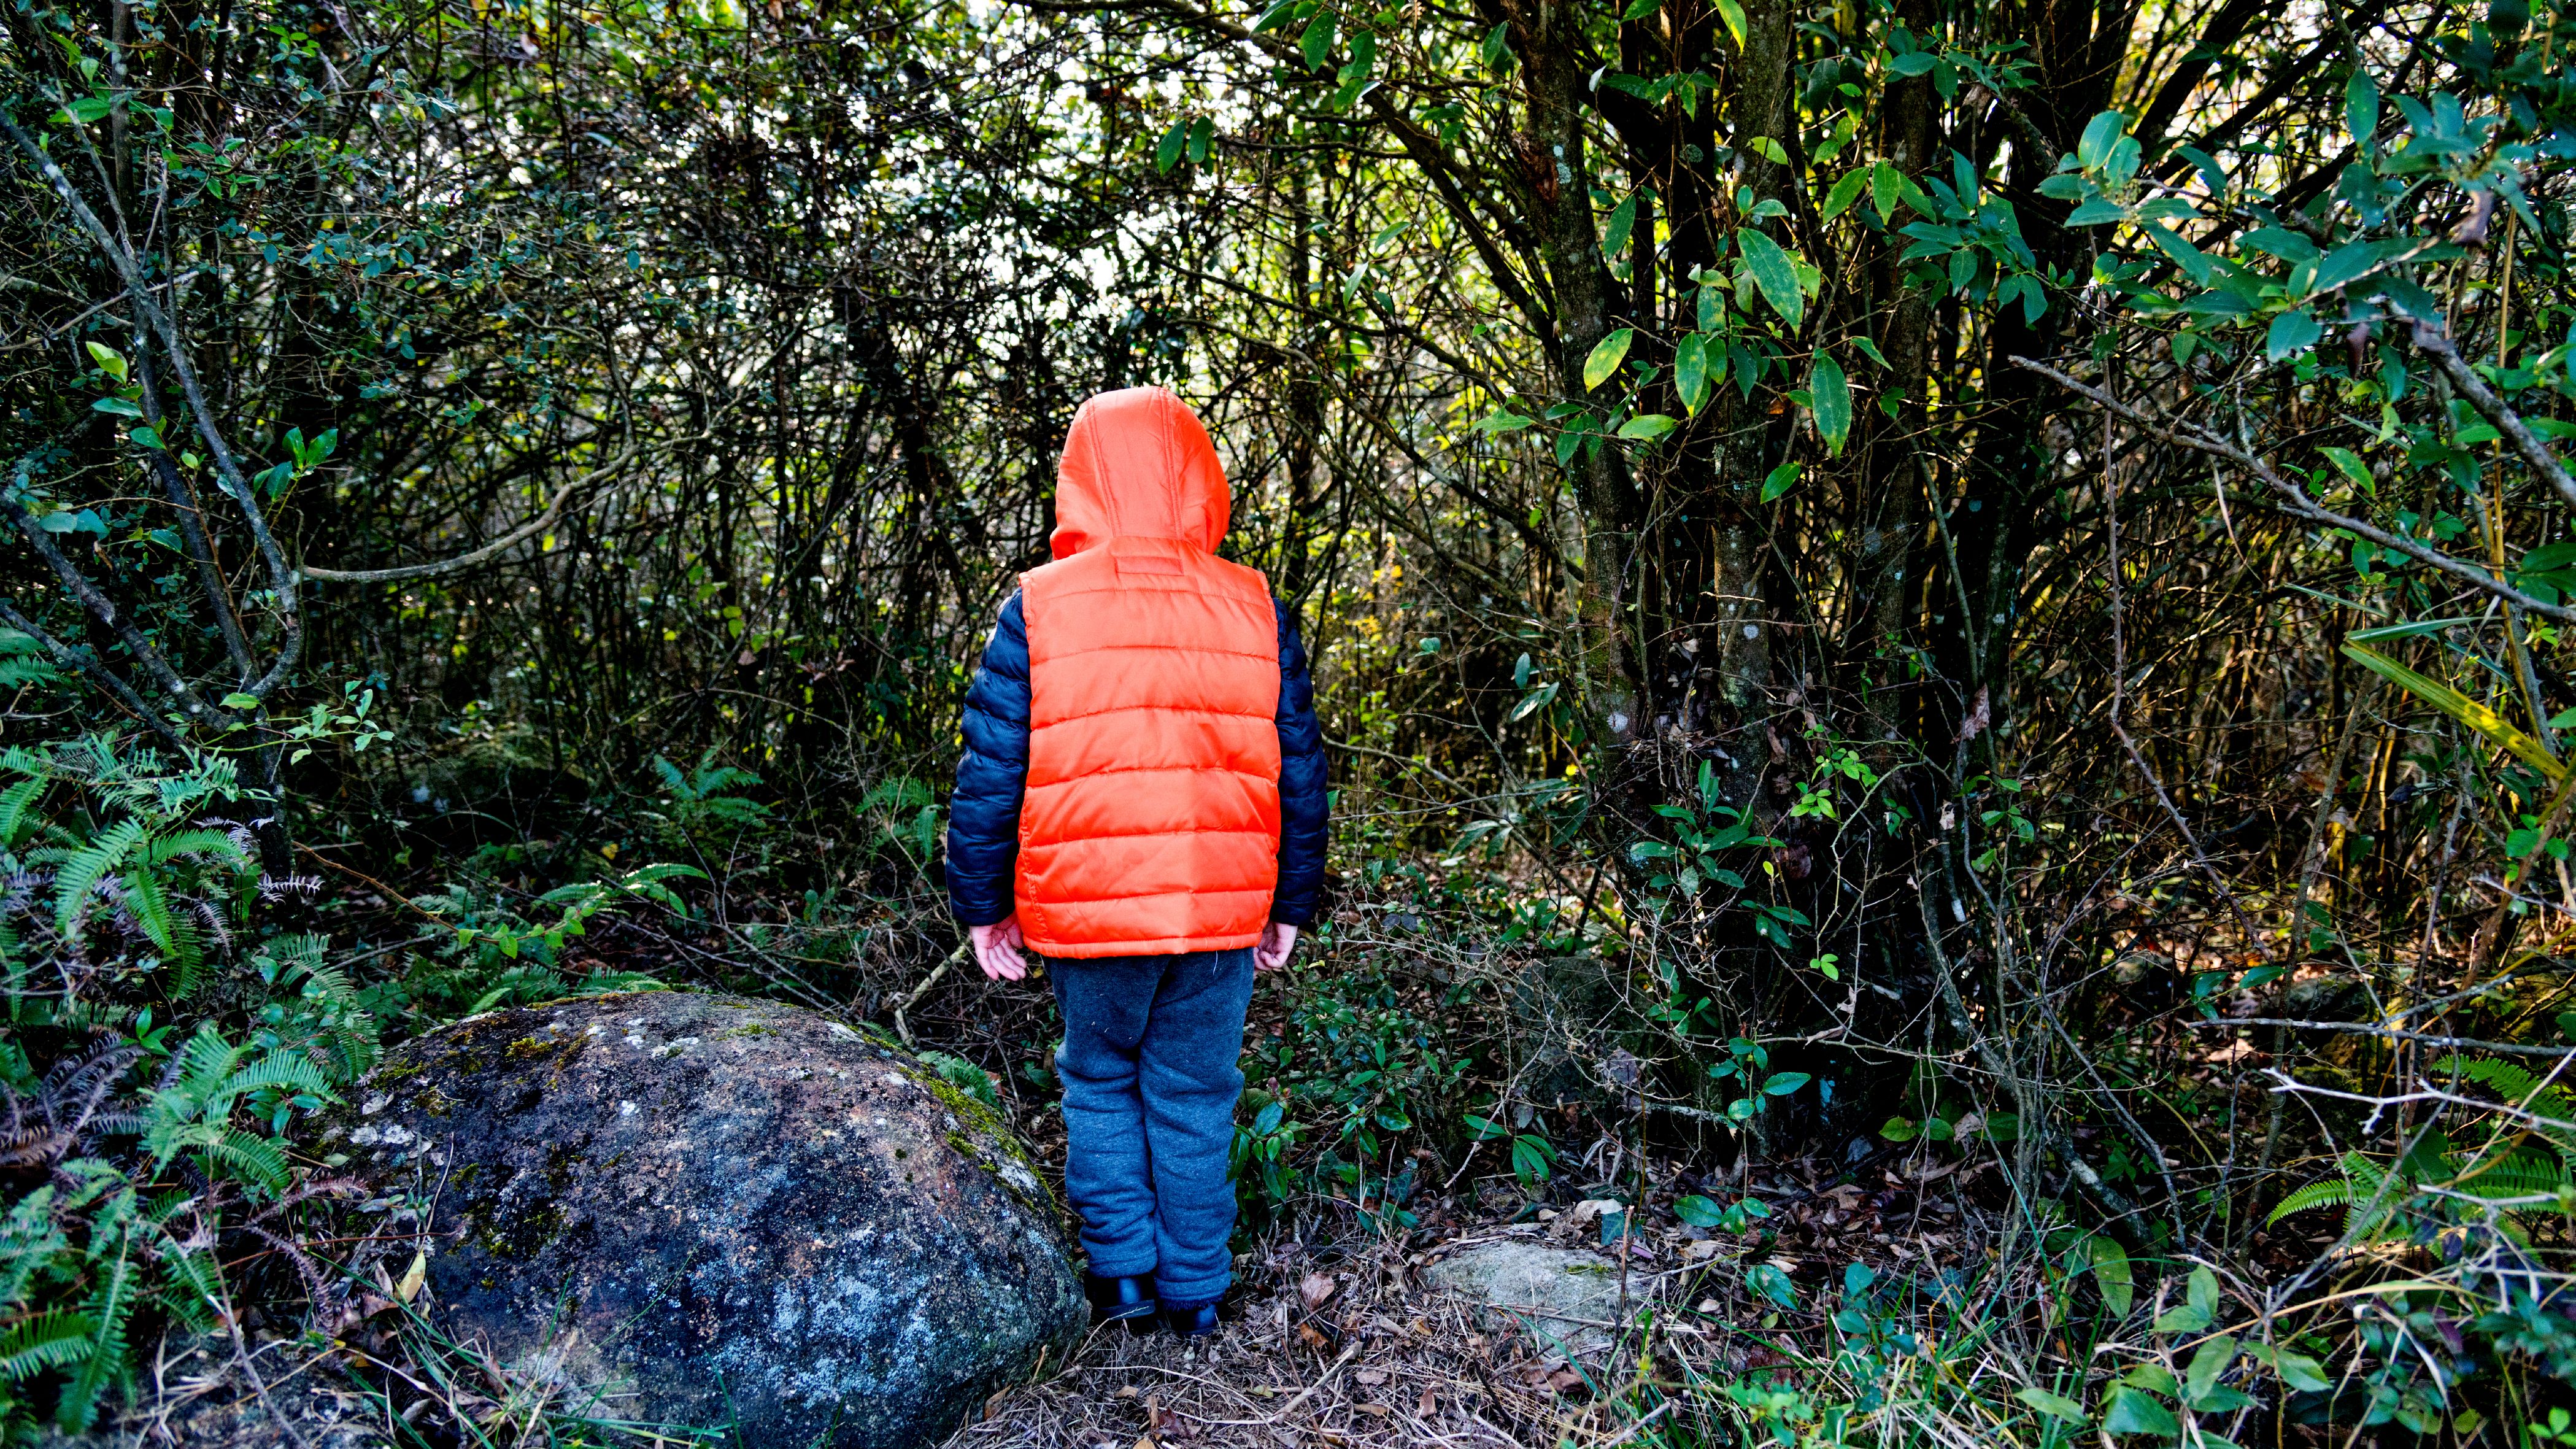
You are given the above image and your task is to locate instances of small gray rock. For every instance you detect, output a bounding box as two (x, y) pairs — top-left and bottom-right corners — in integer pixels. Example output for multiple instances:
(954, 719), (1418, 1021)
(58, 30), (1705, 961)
(324, 991), (1082, 1449)
(1421, 1240), (1650, 1359)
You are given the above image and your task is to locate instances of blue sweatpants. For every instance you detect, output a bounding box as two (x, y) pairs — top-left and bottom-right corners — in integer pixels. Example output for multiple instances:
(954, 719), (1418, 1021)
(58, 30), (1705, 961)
(1047, 948), (1255, 1308)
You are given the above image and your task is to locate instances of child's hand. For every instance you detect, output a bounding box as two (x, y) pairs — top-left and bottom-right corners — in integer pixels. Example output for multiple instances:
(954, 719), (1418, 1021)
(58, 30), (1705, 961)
(969, 917), (1029, 981)
(1254, 922), (1299, 972)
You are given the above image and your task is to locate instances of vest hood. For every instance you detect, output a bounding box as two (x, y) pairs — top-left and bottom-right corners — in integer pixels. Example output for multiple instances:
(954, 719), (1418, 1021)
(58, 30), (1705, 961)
(1051, 387), (1231, 560)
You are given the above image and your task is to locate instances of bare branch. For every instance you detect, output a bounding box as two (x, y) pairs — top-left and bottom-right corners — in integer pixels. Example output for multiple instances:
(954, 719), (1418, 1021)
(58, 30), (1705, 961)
(2008, 355), (2576, 623)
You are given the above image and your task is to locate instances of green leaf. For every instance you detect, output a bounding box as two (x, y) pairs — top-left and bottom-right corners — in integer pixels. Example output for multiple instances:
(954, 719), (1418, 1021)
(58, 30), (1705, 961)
(56, 96), (114, 124)
(1478, 21), (1511, 67)
(1300, 12), (1336, 71)
(1617, 413), (1677, 441)
(2067, 198), (2127, 225)
(1155, 121), (1187, 174)
(90, 396), (142, 418)
(1762, 1071), (1811, 1095)
(1601, 194), (1638, 258)
(2120, 1364), (2180, 1397)
(1735, 228), (1804, 329)
(2189, 1264), (2221, 1321)
(1761, 462), (1802, 503)
(1711, 0), (1745, 48)
(2154, 1264), (2223, 1332)
(220, 692), (261, 710)
(1879, 1114), (1918, 1142)
(1584, 329), (1635, 391)
(128, 424), (164, 451)
(2015, 1388), (2088, 1424)
(1822, 168), (1868, 221)
(1473, 409), (1535, 435)
(1252, 0), (1301, 32)
(2077, 110), (2127, 171)
(1810, 355), (1851, 455)
(83, 342), (129, 381)
(2087, 1234), (2134, 1315)
(2318, 446), (2374, 493)
(2186, 1335), (2238, 1405)
(2241, 1342), (2333, 1393)
(1675, 333), (1711, 414)
(2267, 308), (2323, 361)
(1745, 1262), (1797, 1308)
(2102, 1388), (2178, 1437)
(1673, 1194), (1725, 1227)
(1871, 161), (1900, 226)
(2346, 68), (2380, 148)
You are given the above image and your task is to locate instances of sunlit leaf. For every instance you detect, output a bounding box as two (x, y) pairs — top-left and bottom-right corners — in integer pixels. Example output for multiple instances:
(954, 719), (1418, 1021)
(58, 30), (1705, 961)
(1734, 228), (1803, 329)
(1583, 328), (1634, 391)
(1675, 333), (1711, 414)
(2343, 642), (2563, 781)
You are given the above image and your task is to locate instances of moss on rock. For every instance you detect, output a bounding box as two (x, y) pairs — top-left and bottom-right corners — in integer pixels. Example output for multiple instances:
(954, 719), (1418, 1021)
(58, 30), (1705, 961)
(319, 990), (1083, 1449)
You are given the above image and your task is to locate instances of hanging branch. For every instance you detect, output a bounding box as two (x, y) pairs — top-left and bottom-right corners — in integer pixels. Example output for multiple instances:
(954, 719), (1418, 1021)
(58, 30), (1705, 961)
(2009, 355), (2576, 624)
(2, 106), (304, 701)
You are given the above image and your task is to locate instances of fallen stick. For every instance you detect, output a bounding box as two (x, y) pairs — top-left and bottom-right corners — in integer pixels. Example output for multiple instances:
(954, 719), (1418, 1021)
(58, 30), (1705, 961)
(893, 943), (969, 1047)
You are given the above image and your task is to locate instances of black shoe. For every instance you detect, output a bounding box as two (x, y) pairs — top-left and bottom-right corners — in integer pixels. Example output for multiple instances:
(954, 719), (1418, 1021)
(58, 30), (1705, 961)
(1083, 1273), (1157, 1333)
(1159, 1300), (1221, 1338)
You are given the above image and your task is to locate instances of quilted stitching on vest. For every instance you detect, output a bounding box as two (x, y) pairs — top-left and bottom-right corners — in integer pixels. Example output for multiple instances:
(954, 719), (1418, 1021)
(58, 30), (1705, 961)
(1016, 388), (1283, 957)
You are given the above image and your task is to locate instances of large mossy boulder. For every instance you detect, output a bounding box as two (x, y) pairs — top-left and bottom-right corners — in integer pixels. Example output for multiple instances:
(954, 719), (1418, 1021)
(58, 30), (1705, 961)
(324, 991), (1084, 1449)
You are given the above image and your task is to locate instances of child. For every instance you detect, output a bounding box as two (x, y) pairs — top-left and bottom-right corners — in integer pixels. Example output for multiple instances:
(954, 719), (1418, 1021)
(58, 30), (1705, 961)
(945, 387), (1329, 1337)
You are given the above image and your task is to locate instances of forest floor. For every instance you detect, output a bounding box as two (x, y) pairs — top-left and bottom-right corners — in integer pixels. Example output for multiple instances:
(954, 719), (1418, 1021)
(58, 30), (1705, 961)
(953, 1150), (2007, 1449)
(84, 1146), (2003, 1449)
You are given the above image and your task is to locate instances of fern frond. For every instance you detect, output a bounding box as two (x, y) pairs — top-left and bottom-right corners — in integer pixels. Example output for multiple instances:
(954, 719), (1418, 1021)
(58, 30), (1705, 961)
(138, 828), (249, 870)
(49, 819), (144, 940)
(0, 778), (46, 849)
(206, 1130), (291, 1196)
(223, 1052), (336, 1101)
(52, 1242), (132, 1432)
(2448, 1148), (2570, 1201)
(2270, 1175), (2355, 1225)
(169, 1023), (244, 1099)
(0, 1312), (98, 1382)
(0, 1312), (98, 1383)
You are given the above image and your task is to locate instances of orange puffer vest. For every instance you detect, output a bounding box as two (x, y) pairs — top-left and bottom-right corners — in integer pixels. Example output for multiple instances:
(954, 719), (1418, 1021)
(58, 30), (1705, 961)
(1014, 388), (1282, 959)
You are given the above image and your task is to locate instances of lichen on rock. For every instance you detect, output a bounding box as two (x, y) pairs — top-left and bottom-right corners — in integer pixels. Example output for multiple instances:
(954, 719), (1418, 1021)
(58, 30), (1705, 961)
(322, 990), (1084, 1449)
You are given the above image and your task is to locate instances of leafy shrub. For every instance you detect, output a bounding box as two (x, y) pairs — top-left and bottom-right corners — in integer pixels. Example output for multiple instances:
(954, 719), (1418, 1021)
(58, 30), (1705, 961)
(0, 737), (359, 1436)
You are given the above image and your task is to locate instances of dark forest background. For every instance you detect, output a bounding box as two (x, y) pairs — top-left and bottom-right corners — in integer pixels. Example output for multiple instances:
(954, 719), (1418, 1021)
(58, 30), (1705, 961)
(6, 0), (2576, 1439)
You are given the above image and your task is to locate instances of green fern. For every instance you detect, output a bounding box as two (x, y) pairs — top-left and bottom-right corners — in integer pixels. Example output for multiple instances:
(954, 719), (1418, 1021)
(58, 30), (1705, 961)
(46, 817), (144, 942)
(2268, 1150), (2401, 1238)
(52, 1235), (131, 1432)
(2447, 1146), (2572, 1202)
(2437, 1054), (2576, 1158)
(2269, 1174), (2355, 1225)
(140, 1024), (334, 1197)
(0, 1312), (97, 1383)
(0, 778), (46, 849)
(253, 935), (379, 1082)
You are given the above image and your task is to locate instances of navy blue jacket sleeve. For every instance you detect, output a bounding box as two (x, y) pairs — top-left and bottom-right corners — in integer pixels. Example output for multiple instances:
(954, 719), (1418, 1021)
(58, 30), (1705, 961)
(1272, 600), (1329, 925)
(946, 592), (1029, 927)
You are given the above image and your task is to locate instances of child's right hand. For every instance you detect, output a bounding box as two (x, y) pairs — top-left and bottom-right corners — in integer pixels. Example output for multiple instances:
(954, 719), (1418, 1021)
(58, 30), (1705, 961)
(968, 917), (1029, 981)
